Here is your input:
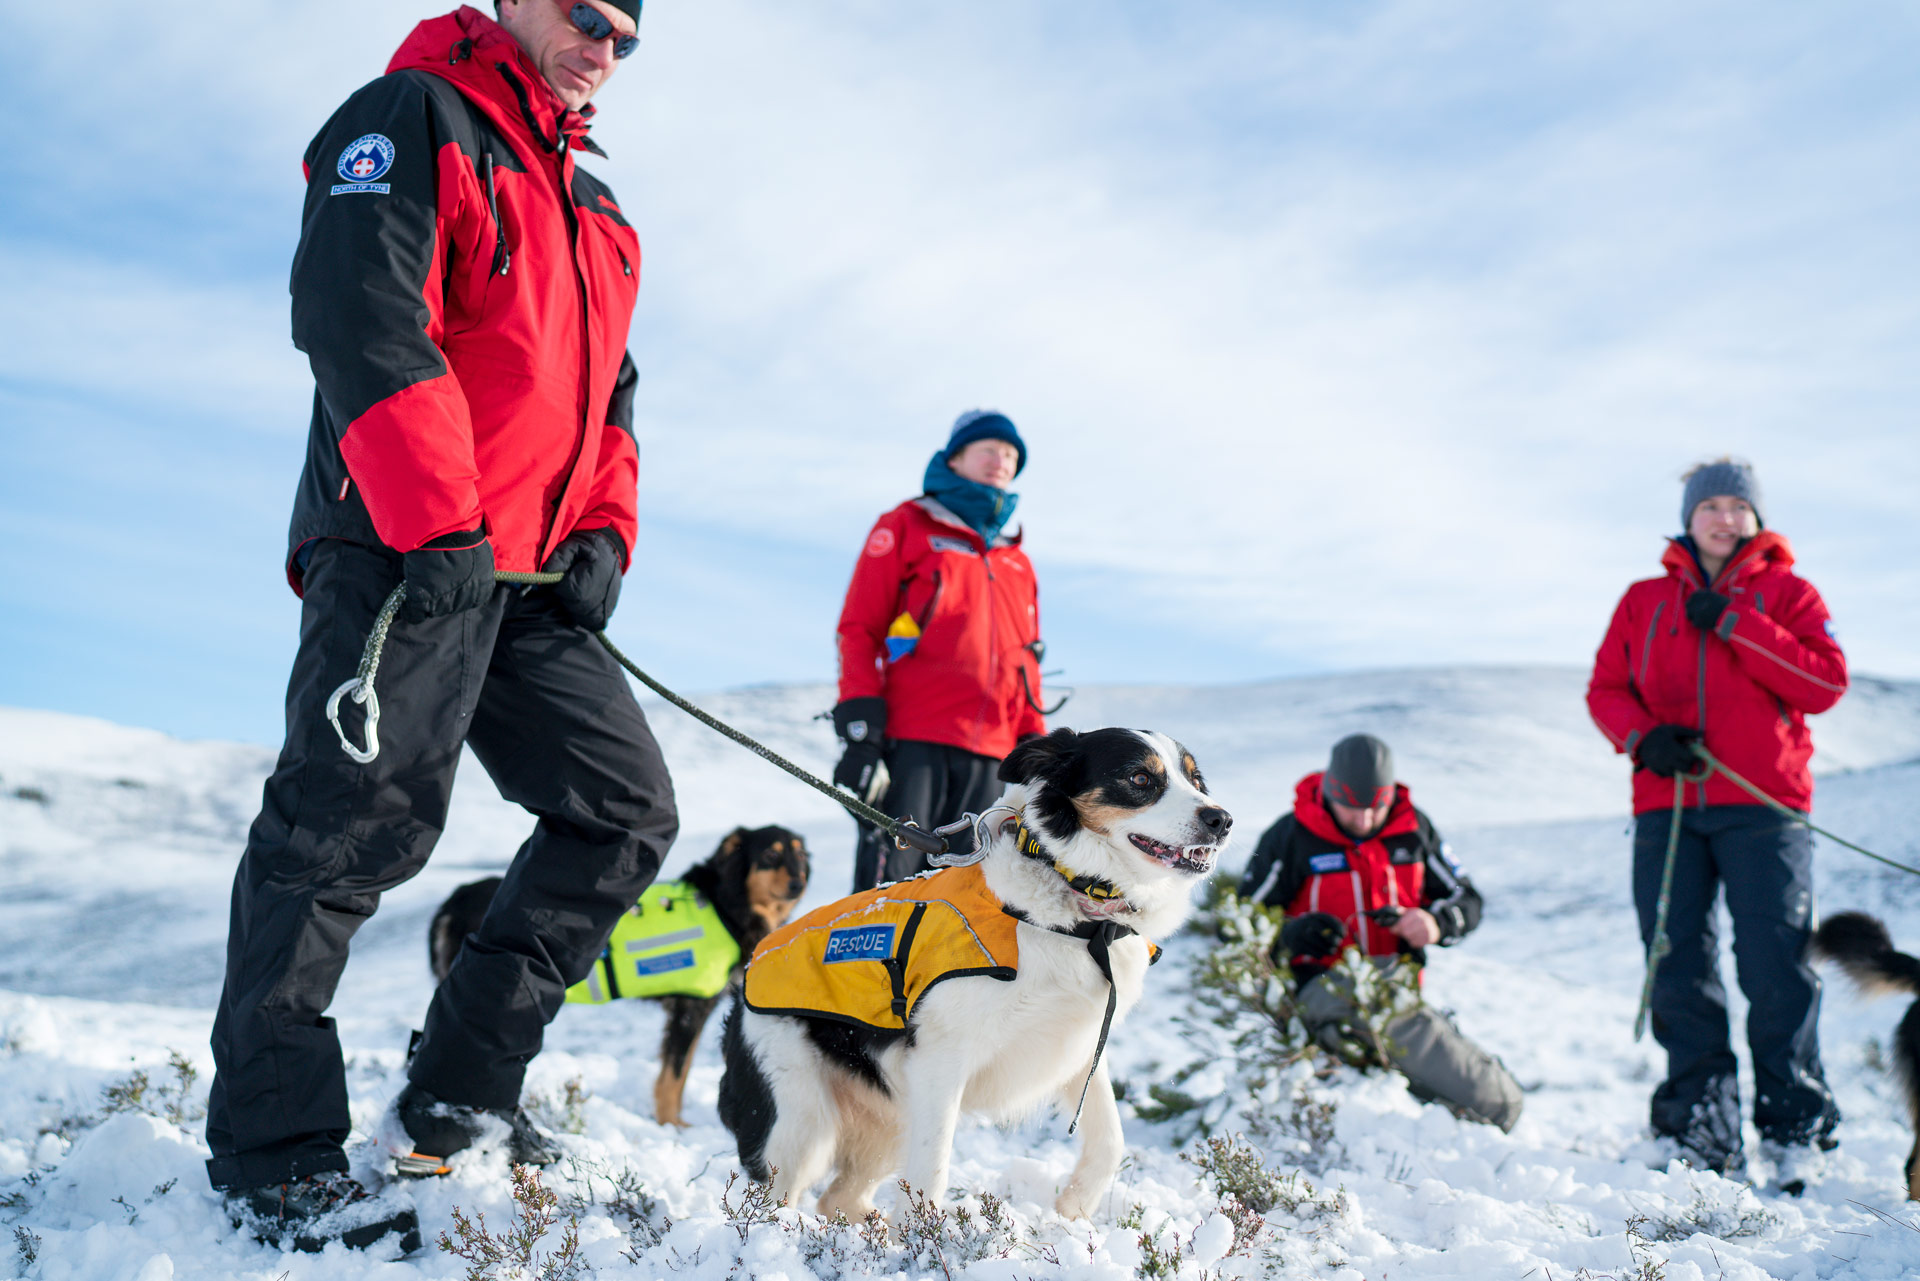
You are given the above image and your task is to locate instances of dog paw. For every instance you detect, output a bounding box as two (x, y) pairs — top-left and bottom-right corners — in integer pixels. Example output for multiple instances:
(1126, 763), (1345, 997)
(1054, 1186), (1096, 1220)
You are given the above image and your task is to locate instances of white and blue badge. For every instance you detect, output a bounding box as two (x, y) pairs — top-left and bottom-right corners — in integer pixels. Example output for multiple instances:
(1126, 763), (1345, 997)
(331, 133), (395, 195)
(823, 924), (896, 964)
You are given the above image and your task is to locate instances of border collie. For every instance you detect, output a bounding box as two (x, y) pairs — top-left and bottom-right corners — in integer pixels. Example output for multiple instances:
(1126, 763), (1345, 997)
(1812, 910), (1920, 1200)
(716, 727), (1229, 1220)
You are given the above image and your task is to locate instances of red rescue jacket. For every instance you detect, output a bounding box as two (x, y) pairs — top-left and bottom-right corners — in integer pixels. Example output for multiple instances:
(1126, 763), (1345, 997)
(1587, 532), (1846, 814)
(1240, 774), (1478, 976)
(285, 7), (641, 588)
(835, 498), (1046, 759)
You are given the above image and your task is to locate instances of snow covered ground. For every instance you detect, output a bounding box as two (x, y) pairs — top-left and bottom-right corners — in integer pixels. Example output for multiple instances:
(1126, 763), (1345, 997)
(4, 664), (1920, 1279)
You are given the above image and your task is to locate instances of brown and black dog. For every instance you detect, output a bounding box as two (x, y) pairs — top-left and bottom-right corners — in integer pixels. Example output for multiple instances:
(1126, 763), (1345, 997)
(1812, 910), (1920, 1200)
(429, 825), (810, 1126)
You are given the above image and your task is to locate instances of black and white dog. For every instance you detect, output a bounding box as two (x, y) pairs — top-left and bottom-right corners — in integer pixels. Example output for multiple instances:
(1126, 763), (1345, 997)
(1811, 910), (1920, 1200)
(717, 727), (1230, 1221)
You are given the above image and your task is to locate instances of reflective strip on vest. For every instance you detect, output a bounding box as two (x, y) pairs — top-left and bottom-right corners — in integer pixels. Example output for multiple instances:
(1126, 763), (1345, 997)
(565, 880), (741, 1004)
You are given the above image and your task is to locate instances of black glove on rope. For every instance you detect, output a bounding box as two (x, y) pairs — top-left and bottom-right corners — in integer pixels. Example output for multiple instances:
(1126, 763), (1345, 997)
(831, 697), (887, 799)
(1277, 911), (1347, 961)
(400, 527), (494, 622)
(1685, 589), (1731, 633)
(542, 527), (625, 631)
(1636, 724), (1704, 778)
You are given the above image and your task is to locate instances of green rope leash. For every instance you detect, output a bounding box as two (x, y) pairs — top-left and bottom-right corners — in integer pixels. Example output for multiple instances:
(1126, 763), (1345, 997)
(325, 572), (945, 856)
(1632, 740), (1920, 1042)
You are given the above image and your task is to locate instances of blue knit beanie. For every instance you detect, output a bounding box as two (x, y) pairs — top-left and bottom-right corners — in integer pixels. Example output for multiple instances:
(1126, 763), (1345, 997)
(1680, 459), (1765, 531)
(944, 409), (1027, 477)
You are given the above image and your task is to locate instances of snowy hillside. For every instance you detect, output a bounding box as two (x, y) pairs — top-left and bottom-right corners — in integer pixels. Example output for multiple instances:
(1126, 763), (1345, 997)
(4, 665), (1920, 1279)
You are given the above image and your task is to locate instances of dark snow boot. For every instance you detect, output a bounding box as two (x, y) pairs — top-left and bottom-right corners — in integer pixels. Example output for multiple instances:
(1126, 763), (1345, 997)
(394, 1084), (560, 1176)
(226, 1171), (420, 1253)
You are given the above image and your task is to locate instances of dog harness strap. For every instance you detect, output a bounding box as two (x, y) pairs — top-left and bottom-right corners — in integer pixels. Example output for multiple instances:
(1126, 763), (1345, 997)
(600, 949), (622, 1001)
(885, 902), (930, 1019)
(1001, 907), (1133, 1134)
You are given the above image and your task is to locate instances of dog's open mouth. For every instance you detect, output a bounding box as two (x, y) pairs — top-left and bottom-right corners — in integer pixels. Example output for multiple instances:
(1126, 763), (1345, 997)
(1129, 833), (1217, 874)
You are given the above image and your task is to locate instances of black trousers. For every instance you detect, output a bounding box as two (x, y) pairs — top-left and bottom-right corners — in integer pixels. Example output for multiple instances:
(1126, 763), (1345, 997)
(205, 540), (677, 1190)
(1632, 803), (1835, 1163)
(851, 739), (1004, 891)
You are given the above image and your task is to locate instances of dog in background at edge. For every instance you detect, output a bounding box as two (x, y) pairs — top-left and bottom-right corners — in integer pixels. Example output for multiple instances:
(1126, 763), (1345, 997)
(716, 726), (1231, 1221)
(1811, 910), (1920, 1200)
(430, 825), (810, 1127)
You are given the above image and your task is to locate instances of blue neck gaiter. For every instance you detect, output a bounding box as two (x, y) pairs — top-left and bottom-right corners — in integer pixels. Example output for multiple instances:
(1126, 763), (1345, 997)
(922, 451), (1019, 547)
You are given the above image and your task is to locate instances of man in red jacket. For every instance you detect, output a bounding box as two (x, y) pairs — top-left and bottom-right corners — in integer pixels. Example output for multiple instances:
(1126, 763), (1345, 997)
(1588, 458), (1846, 1187)
(206, 1), (677, 1250)
(832, 411), (1047, 890)
(1238, 734), (1521, 1131)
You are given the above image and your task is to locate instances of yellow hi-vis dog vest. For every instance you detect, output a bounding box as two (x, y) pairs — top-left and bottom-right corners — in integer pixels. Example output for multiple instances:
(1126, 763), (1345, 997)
(743, 863), (1019, 1030)
(567, 880), (740, 1004)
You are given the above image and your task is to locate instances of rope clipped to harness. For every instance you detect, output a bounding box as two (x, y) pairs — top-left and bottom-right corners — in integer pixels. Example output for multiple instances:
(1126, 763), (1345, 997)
(1633, 740), (1920, 1041)
(1002, 905), (1134, 1134)
(325, 572), (950, 858)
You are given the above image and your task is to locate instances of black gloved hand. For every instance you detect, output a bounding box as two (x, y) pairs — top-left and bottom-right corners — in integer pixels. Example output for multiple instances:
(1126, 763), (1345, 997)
(1685, 589), (1731, 633)
(400, 527), (495, 622)
(831, 698), (888, 799)
(542, 528), (625, 631)
(1278, 911), (1348, 960)
(1636, 723), (1704, 778)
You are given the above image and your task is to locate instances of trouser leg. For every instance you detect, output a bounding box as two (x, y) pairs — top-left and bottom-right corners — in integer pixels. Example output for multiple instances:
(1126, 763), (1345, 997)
(1634, 808), (1741, 1164)
(1713, 807), (1835, 1144)
(206, 540), (498, 1189)
(408, 588), (678, 1110)
(876, 741), (1002, 883)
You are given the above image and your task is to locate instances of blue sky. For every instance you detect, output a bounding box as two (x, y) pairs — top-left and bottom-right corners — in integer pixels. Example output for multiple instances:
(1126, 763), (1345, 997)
(2, 0), (1916, 746)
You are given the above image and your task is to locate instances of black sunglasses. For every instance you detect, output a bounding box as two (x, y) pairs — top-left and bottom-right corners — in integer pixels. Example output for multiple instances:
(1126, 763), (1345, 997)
(561, 0), (641, 59)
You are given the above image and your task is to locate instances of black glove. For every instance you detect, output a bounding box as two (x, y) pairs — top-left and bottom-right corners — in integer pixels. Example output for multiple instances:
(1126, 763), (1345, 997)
(400, 527), (494, 622)
(1685, 589), (1731, 633)
(542, 528), (625, 631)
(1636, 724), (1704, 778)
(1277, 911), (1348, 961)
(831, 698), (888, 800)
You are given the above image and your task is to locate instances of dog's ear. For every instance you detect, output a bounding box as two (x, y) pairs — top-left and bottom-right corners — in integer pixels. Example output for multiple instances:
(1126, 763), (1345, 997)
(998, 727), (1080, 786)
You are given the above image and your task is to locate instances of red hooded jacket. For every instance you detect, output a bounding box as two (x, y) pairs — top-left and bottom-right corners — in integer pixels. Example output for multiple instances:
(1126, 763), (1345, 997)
(285, 7), (640, 587)
(1587, 532), (1846, 814)
(1236, 773), (1481, 977)
(835, 498), (1046, 759)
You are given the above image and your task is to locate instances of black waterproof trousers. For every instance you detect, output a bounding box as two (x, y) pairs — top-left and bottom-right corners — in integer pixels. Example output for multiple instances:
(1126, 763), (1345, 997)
(851, 739), (1003, 891)
(1632, 803), (1835, 1169)
(205, 540), (677, 1190)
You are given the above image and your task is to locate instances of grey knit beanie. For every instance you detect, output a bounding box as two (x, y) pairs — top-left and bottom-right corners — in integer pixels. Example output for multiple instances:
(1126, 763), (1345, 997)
(1323, 734), (1395, 809)
(1680, 460), (1765, 531)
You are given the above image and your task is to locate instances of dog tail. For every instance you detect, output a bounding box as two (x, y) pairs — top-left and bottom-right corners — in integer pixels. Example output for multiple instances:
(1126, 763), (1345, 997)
(1812, 911), (1920, 999)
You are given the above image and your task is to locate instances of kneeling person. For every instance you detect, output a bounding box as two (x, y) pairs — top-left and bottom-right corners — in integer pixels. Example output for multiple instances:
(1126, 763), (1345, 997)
(1238, 734), (1522, 1132)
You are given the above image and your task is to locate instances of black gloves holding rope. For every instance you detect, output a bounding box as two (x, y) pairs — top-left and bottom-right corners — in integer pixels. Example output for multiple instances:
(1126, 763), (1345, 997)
(831, 698), (889, 803)
(1636, 724), (1704, 778)
(1277, 911), (1348, 960)
(400, 527), (495, 621)
(542, 528), (626, 631)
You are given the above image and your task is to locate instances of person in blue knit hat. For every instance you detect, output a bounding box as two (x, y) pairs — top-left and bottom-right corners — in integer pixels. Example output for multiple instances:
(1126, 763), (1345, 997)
(830, 410), (1052, 890)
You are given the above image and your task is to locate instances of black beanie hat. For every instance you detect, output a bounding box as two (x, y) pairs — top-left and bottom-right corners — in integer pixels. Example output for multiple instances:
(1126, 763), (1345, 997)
(1323, 734), (1395, 809)
(605, 0), (642, 21)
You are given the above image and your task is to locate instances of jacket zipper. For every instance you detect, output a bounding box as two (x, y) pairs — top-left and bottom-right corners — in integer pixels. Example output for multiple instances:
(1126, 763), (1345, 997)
(916, 570), (944, 631)
(1637, 600), (1665, 687)
(483, 152), (512, 277)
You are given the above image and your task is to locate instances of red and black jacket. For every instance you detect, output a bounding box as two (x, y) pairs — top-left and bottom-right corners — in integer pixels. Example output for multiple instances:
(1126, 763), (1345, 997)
(835, 497), (1046, 760)
(285, 6), (641, 590)
(1237, 773), (1481, 979)
(1587, 531), (1846, 814)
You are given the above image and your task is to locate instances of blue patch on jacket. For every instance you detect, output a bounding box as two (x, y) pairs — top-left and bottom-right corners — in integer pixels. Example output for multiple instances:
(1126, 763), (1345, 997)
(1308, 852), (1349, 873)
(824, 924), (896, 963)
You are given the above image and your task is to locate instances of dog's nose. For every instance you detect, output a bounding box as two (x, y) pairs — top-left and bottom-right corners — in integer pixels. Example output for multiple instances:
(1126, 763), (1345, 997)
(1197, 806), (1232, 837)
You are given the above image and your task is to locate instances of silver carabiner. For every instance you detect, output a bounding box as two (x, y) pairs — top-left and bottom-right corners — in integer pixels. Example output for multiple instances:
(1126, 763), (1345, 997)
(325, 676), (382, 764)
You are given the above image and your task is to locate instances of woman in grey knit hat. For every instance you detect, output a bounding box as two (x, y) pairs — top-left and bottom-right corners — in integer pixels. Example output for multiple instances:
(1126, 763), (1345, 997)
(1586, 457), (1848, 1190)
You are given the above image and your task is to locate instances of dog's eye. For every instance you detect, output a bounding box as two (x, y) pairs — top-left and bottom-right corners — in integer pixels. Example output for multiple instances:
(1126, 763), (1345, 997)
(1130, 771), (1152, 787)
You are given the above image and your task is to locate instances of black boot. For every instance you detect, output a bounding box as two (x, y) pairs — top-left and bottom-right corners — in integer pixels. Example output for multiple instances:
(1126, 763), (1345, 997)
(394, 1085), (560, 1176)
(225, 1172), (420, 1253)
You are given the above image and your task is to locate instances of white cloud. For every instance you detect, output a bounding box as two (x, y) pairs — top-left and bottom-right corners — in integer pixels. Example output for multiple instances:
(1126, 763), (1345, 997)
(5, 0), (1916, 722)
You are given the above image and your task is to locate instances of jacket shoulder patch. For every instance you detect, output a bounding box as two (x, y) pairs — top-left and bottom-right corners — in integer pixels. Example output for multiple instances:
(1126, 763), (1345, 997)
(331, 133), (395, 195)
(865, 527), (897, 557)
